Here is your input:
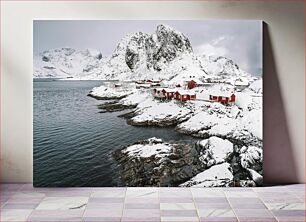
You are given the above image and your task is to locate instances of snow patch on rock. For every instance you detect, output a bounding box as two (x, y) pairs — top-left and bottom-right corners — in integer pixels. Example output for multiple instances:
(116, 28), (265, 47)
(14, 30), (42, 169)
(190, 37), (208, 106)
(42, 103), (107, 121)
(180, 163), (233, 187)
(120, 90), (152, 106)
(89, 85), (135, 99)
(197, 137), (234, 167)
(244, 79), (262, 95)
(124, 140), (171, 158)
(176, 89), (262, 144)
(240, 146), (263, 171)
(113, 138), (202, 186)
(129, 99), (192, 126)
(247, 168), (263, 186)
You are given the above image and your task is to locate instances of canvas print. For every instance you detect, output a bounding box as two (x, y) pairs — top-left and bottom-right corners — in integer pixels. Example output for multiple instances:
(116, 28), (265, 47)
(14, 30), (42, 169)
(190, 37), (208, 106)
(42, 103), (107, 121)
(33, 20), (262, 187)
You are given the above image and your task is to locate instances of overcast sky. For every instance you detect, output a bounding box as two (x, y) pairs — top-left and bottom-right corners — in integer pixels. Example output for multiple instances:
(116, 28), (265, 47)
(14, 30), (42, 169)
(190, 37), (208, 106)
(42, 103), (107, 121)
(34, 20), (262, 75)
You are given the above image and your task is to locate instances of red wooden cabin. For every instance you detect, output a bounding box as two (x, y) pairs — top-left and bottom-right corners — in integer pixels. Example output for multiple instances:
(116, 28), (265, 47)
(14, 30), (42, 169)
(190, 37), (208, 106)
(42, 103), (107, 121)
(154, 88), (196, 101)
(161, 89), (167, 96)
(153, 88), (166, 98)
(209, 93), (236, 105)
(187, 80), (197, 89)
(174, 91), (196, 101)
(174, 91), (181, 100)
(230, 94), (236, 103)
(153, 88), (175, 99)
(165, 89), (176, 99)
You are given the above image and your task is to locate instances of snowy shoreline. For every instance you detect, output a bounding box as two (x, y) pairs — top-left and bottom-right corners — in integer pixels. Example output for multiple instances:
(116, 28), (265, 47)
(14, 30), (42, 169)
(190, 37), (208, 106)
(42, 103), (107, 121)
(89, 81), (262, 142)
(113, 137), (262, 187)
(89, 80), (263, 187)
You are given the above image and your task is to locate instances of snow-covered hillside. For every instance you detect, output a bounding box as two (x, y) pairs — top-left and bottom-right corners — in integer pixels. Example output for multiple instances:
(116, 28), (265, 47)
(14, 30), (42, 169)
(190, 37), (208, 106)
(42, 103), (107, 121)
(34, 24), (255, 83)
(95, 80), (263, 187)
(34, 48), (106, 79)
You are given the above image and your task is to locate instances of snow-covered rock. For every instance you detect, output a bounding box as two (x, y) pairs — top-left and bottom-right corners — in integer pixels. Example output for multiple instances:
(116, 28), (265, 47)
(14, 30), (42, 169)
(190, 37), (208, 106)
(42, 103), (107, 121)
(120, 90), (151, 106)
(176, 88), (262, 147)
(196, 137), (234, 167)
(247, 168), (263, 186)
(113, 138), (203, 186)
(180, 163), (233, 187)
(128, 99), (192, 126)
(244, 79), (263, 95)
(239, 145), (263, 172)
(176, 102), (232, 133)
(123, 137), (170, 158)
(88, 85), (135, 100)
(176, 103), (240, 139)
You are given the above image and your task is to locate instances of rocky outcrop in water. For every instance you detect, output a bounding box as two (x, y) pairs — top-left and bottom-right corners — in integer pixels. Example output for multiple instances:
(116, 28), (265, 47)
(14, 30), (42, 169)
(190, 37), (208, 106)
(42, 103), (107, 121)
(126, 115), (189, 127)
(97, 101), (137, 113)
(126, 99), (194, 127)
(87, 93), (127, 100)
(88, 85), (135, 100)
(113, 138), (203, 186)
(195, 136), (234, 168)
(113, 136), (263, 187)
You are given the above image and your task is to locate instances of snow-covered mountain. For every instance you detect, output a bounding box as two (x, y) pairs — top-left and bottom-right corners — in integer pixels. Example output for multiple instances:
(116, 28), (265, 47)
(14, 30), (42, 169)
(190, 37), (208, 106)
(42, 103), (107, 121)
(34, 48), (105, 79)
(34, 24), (254, 83)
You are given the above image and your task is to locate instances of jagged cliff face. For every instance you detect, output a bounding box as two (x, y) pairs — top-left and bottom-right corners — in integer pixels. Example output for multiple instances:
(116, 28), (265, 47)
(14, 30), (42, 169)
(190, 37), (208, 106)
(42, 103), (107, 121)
(125, 32), (149, 71)
(100, 24), (207, 81)
(122, 25), (193, 73)
(33, 24), (253, 82)
(145, 24), (193, 71)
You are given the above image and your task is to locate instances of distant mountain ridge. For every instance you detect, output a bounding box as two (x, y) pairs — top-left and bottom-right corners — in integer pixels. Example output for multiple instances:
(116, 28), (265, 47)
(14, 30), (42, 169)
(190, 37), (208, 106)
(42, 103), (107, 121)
(34, 24), (254, 83)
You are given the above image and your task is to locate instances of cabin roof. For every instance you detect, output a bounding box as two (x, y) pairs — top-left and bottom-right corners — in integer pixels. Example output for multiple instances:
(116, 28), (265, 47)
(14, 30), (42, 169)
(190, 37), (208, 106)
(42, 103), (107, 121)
(164, 88), (177, 93)
(154, 88), (177, 93)
(176, 90), (196, 95)
(210, 92), (235, 98)
(185, 78), (205, 84)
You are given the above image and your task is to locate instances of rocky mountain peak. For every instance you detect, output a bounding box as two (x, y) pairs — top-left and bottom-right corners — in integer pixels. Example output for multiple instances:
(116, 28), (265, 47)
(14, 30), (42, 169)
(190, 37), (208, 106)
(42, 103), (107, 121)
(125, 32), (149, 70)
(34, 24), (253, 82)
(155, 24), (192, 52)
(111, 24), (194, 74)
(145, 24), (193, 71)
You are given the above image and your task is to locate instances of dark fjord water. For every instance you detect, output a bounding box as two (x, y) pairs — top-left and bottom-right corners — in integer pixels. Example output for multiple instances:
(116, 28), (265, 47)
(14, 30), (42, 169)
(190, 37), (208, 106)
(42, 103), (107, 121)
(34, 80), (195, 187)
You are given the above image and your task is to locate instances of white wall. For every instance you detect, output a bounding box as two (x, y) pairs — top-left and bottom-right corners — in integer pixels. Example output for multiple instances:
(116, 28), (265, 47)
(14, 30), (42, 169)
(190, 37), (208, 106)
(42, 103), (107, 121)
(1, 1), (305, 184)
